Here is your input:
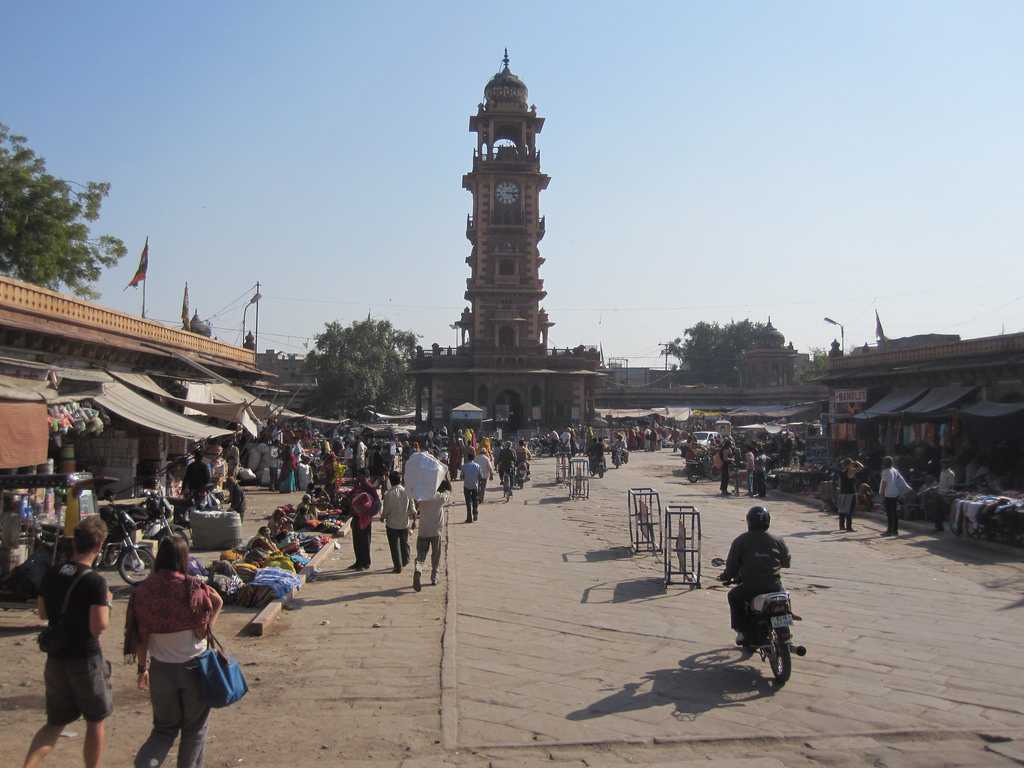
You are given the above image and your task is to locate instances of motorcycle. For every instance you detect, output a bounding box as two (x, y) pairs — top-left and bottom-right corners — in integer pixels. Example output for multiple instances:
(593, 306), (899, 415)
(711, 557), (806, 686)
(139, 489), (191, 546)
(590, 452), (606, 478)
(97, 504), (155, 585)
(686, 455), (713, 484)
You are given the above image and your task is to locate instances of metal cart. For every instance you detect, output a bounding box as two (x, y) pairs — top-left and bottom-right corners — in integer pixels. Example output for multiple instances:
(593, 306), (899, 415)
(569, 457), (590, 499)
(627, 487), (662, 554)
(664, 504), (701, 588)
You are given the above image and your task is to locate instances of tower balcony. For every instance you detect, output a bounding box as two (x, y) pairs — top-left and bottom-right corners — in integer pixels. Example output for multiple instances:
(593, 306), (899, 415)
(472, 147), (540, 173)
(537, 216), (545, 241)
(466, 214), (476, 243)
(465, 279), (545, 294)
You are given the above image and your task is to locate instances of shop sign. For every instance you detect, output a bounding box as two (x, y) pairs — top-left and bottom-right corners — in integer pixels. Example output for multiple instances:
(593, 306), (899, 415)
(834, 389), (867, 405)
(804, 436), (831, 466)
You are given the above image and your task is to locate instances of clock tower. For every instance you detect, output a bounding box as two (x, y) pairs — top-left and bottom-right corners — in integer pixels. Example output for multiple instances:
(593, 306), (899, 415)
(412, 52), (601, 430)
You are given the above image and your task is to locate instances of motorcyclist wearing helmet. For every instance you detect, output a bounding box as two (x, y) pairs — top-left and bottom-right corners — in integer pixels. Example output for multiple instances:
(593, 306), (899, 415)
(720, 505), (791, 644)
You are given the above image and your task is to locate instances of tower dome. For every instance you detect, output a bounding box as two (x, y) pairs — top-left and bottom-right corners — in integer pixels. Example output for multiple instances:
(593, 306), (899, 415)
(485, 49), (528, 111)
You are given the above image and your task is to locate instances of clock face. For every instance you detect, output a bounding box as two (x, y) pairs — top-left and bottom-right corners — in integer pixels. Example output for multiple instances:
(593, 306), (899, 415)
(496, 181), (520, 205)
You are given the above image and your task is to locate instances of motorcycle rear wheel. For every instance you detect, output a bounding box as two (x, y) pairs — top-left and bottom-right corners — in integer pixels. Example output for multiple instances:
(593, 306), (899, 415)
(687, 472), (701, 484)
(118, 546), (154, 585)
(768, 634), (792, 686)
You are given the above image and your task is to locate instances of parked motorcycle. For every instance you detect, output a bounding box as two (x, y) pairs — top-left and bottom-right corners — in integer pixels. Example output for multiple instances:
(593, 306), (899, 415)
(686, 455), (713, 484)
(139, 489), (191, 546)
(711, 557), (806, 687)
(97, 504), (154, 585)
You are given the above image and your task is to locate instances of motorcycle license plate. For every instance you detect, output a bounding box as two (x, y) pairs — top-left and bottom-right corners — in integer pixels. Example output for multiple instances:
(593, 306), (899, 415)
(770, 615), (792, 628)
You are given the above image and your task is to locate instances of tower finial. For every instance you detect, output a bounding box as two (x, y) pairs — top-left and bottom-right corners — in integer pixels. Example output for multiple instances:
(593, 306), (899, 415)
(502, 47), (510, 69)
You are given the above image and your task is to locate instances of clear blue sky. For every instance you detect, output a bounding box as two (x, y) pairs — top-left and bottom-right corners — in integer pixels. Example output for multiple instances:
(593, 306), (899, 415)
(3, 1), (1022, 364)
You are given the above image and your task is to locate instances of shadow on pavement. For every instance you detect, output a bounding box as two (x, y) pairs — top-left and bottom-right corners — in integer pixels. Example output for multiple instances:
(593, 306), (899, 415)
(566, 647), (774, 722)
(902, 533), (1024, 567)
(580, 577), (673, 604)
(289, 586), (410, 608)
(561, 546), (634, 563)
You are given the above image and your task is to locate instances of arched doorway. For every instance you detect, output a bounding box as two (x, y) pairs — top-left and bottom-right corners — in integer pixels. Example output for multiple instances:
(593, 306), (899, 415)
(495, 389), (523, 432)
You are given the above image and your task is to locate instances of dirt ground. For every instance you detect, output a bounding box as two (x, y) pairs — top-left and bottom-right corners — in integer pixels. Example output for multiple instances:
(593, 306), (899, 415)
(0, 486), (448, 767)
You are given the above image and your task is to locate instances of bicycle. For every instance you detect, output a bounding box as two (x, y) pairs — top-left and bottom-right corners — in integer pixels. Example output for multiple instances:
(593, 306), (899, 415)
(502, 467), (516, 502)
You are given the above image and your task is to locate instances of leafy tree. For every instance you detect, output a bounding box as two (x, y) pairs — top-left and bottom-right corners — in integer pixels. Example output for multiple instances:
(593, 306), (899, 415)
(669, 319), (768, 386)
(802, 346), (829, 382)
(306, 318), (418, 417)
(0, 123), (126, 298)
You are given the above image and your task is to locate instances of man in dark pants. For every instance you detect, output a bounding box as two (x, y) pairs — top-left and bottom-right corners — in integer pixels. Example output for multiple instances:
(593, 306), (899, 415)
(382, 471), (415, 573)
(720, 506), (791, 645)
(461, 448), (481, 523)
(879, 455), (903, 536)
(24, 516), (113, 768)
(719, 440), (735, 497)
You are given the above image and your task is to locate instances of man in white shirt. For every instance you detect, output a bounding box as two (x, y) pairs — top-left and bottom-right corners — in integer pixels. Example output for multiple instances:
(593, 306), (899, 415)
(476, 449), (494, 503)
(382, 471), (416, 573)
(878, 456), (904, 536)
(413, 480), (450, 592)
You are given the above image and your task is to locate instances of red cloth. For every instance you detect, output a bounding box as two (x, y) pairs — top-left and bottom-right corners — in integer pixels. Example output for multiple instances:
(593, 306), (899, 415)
(124, 570), (214, 660)
(0, 402), (47, 470)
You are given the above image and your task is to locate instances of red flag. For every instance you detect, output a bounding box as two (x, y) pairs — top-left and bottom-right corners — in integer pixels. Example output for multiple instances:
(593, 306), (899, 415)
(126, 238), (149, 288)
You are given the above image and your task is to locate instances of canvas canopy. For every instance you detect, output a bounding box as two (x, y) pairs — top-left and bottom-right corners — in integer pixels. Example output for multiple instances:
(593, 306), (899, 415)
(902, 385), (976, 415)
(110, 372), (260, 436)
(854, 389), (929, 420)
(109, 371), (177, 399)
(450, 402), (485, 421)
(960, 401), (1024, 419)
(210, 382), (302, 419)
(598, 407), (692, 421)
(92, 382), (231, 441)
(728, 404), (818, 420)
(0, 374), (59, 403)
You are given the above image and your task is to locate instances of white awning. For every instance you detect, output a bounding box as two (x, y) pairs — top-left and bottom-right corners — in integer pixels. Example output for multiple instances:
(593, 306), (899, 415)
(109, 371), (176, 399)
(210, 382), (301, 418)
(92, 382), (231, 441)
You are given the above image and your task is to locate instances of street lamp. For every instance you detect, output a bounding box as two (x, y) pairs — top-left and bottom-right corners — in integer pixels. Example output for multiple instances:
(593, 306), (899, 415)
(824, 317), (844, 354)
(242, 288), (263, 347)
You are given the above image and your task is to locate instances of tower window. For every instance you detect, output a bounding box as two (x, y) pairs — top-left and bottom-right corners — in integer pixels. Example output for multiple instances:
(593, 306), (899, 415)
(499, 259), (515, 276)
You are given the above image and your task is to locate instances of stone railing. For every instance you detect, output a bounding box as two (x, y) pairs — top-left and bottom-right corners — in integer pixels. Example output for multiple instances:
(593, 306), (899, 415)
(826, 333), (1024, 372)
(0, 275), (256, 367)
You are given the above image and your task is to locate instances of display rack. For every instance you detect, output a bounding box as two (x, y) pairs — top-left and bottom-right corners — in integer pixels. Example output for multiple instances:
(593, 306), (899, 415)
(627, 487), (662, 553)
(664, 504), (701, 588)
(569, 457), (590, 499)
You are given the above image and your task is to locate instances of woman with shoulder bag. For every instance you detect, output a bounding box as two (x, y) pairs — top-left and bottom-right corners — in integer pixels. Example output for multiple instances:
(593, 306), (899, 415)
(125, 535), (222, 768)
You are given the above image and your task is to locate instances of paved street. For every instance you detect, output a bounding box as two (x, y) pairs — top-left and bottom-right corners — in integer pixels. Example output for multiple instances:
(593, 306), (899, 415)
(450, 451), (1024, 762)
(2, 455), (1023, 766)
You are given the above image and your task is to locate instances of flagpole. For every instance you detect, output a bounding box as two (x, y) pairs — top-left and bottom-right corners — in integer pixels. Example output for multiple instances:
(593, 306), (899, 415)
(142, 276), (147, 318)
